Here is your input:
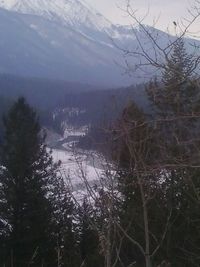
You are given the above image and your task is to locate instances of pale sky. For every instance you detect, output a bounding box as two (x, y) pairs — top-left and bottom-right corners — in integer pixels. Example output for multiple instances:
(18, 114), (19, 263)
(86, 0), (200, 36)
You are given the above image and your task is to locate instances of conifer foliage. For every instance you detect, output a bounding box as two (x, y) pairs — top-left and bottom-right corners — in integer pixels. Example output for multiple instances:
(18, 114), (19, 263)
(114, 38), (200, 267)
(0, 98), (68, 267)
(0, 37), (200, 267)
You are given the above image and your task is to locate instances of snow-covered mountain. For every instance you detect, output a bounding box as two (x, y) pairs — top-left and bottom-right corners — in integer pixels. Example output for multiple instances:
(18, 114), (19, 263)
(0, 0), (132, 85)
(0, 0), (138, 50)
(0, 0), (113, 32)
(0, 0), (198, 86)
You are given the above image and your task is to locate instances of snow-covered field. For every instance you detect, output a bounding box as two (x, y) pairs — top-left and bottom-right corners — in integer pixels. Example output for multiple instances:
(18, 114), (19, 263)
(49, 126), (105, 200)
(52, 149), (103, 186)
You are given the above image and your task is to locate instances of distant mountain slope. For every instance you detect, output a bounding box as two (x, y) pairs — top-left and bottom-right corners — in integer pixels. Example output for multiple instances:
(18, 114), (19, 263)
(0, 74), (148, 141)
(0, 0), (113, 31)
(0, 0), (199, 86)
(0, 74), (102, 108)
(0, 7), (123, 86)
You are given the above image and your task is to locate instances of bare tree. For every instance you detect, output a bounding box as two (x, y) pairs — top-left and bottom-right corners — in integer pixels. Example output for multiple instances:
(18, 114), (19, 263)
(109, 1), (200, 266)
(60, 2), (200, 267)
(115, 0), (200, 81)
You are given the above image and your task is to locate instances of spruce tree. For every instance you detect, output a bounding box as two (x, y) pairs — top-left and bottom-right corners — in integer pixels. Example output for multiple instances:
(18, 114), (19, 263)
(78, 198), (103, 267)
(147, 38), (200, 266)
(114, 102), (167, 267)
(0, 97), (58, 267)
(114, 38), (200, 265)
(51, 175), (80, 267)
(148, 37), (199, 117)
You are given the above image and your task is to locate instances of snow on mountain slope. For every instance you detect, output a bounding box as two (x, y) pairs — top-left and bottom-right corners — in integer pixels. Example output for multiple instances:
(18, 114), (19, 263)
(0, 7), (126, 85)
(0, 0), (198, 86)
(0, 0), (137, 48)
(0, 0), (113, 35)
(0, 0), (139, 85)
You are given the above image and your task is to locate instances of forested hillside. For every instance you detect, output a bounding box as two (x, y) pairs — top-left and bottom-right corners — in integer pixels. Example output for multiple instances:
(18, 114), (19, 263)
(0, 74), (148, 138)
(0, 0), (200, 266)
(1, 36), (200, 267)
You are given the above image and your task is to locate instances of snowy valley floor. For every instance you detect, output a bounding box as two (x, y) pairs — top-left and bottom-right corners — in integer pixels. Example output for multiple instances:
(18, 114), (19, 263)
(47, 127), (106, 201)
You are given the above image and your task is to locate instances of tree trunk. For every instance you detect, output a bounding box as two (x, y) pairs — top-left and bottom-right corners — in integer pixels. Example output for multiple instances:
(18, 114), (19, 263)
(138, 175), (151, 267)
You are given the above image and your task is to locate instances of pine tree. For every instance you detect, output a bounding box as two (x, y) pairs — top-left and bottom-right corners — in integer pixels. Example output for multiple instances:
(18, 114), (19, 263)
(51, 176), (81, 267)
(148, 38), (199, 117)
(146, 38), (200, 266)
(78, 198), (103, 267)
(114, 101), (168, 267)
(0, 97), (58, 267)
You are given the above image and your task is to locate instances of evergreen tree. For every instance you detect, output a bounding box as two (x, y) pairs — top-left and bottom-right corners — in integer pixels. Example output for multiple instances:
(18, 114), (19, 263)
(51, 176), (80, 267)
(0, 97), (58, 267)
(78, 198), (103, 267)
(148, 38), (199, 117)
(114, 102), (167, 267)
(114, 39), (200, 266)
(146, 38), (200, 266)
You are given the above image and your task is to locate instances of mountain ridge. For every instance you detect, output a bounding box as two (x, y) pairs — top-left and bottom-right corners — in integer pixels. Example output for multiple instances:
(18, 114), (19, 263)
(0, 0), (113, 32)
(0, 0), (199, 86)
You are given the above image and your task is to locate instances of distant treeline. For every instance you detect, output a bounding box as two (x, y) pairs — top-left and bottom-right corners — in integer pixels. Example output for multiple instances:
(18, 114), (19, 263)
(0, 74), (148, 139)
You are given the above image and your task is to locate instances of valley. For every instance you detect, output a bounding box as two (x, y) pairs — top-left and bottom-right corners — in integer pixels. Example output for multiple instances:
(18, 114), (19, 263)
(0, 0), (200, 266)
(47, 125), (105, 201)
(0, 0), (199, 86)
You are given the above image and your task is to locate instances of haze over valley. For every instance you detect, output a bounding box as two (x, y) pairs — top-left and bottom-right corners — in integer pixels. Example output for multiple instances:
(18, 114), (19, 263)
(0, 1), (200, 266)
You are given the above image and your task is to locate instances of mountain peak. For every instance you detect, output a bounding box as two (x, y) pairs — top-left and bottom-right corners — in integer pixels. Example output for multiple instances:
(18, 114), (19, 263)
(0, 0), (113, 31)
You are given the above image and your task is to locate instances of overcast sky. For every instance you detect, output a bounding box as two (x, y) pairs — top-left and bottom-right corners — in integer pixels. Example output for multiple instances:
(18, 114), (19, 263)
(86, 0), (200, 35)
